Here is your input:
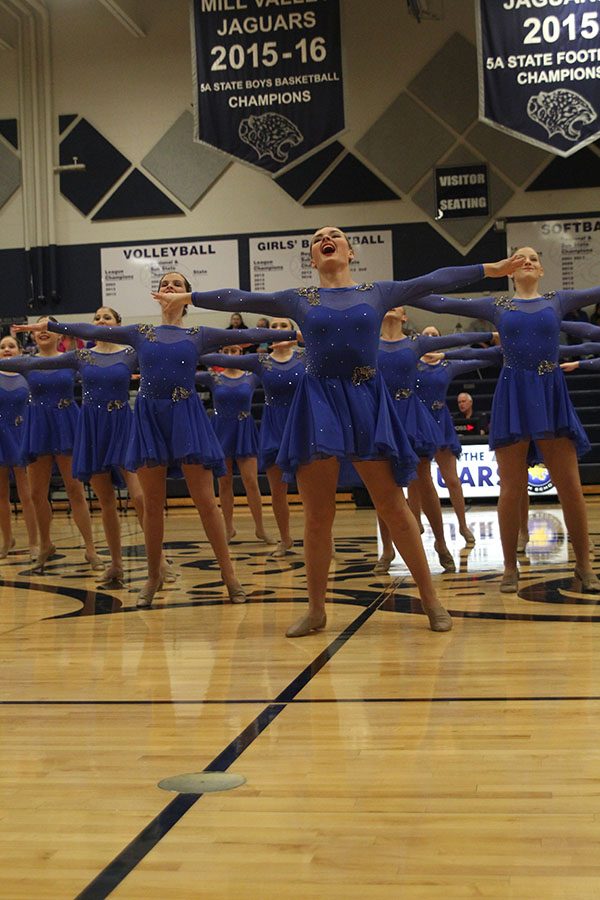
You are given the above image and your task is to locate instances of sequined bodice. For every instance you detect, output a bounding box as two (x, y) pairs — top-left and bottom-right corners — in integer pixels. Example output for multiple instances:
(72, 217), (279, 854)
(26, 369), (75, 407)
(261, 354), (305, 406)
(415, 362), (453, 408)
(79, 350), (136, 405)
(498, 305), (561, 370)
(138, 332), (199, 400)
(378, 341), (419, 393)
(202, 373), (259, 419)
(301, 300), (382, 379)
(0, 373), (29, 421)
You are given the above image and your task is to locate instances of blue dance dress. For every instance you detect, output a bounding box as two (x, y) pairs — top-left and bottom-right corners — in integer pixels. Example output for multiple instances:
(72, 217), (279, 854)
(46, 321), (292, 474)
(378, 332), (492, 459)
(415, 289), (600, 457)
(0, 356), (79, 461)
(195, 369), (260, 461)
(415, 358), (493, 457)
(0, 373), (30, 468)
(0, 348), (139, 480)
(189, 265), (485, 485)
(199, 350), (306, 470)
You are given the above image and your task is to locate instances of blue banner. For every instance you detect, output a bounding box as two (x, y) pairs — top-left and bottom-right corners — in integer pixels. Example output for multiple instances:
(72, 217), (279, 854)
(476, 0), (600, 157)
(191, 0), (344, 175)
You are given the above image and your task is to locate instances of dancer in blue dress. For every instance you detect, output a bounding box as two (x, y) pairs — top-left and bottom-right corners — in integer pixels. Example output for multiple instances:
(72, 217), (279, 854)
(196, 344), (276, 546)
(200, 318), (305, 557)
(13, 307), (154, 586)
(0, 334), (38, 560)
(375, 307), (493, 573)
(153, 225), (522, 636)
(412, 246), (600, 592)
(21, 273), (290, 607)
(1, 319), (102, 573)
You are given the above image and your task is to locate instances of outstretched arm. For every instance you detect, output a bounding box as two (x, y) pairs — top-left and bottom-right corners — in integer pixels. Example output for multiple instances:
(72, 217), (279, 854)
(559, 342), (600, 359)
(199, 326), (295, 354)
(379, 255), (524, 313)
(443, 346), (503, 363)
(560, 320), (600, 341)
(13, 320), (140, 347)
(153, 288), (300, 321)
(198, 353), (262, 374)
(558, 288), (600, 317)
(446, 356), (498, 378)
(0, 351), (78, 372)
(415, 332), (494, 354)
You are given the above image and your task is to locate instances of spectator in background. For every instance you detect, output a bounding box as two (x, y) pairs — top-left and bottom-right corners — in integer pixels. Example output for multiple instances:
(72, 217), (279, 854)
(455, 392), (488, 435)
(255, 317), (271, 352)
(227, 312), (249, 330)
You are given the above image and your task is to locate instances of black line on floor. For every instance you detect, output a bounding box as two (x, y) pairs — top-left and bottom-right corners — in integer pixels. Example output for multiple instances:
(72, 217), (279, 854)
(75, 584), (394, 900)
(4, 696), (600, 706)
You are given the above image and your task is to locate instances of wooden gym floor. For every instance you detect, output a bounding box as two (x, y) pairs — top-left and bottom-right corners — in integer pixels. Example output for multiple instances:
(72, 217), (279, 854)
(1, 498), (600, 899)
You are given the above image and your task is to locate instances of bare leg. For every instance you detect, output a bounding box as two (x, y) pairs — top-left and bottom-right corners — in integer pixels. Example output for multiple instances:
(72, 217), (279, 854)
(435, 449), (473, 544)
(122, 470), (145, 528)
(55, 455), (101, 567)
(496, 441), (530, 590)
(0, 468), (14, 556)
(218, 459), (236, 542)
(237, 456), (275, 543)
(517, 480), (530, 553)
(374, 514), (395, 573)
(355, 460), (451, 632)
(287, 457), (339, 636)
(90, 472), (123, 581)
(181, 463), (244, 601)
(406, 479), (424, 533)
(135, 465), (167, 605)
(266, 464), (293, 556)
(538, 437), (599, 587)
(27, 455), (55, 569)
(414, 457), (455, 570)
(13, 467), (39, 557)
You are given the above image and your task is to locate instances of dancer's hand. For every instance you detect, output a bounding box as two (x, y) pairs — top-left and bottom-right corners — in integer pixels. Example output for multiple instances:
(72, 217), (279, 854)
(11, 322), (45, 334)
(483, 254), (526, 278)
(152, 291), (193, 314)
(560, 361), (579, 372)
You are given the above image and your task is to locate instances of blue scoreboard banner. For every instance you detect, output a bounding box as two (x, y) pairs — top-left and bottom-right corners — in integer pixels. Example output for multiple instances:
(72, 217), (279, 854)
(476, 0), (600, 156)
(191, 0), (345, 175)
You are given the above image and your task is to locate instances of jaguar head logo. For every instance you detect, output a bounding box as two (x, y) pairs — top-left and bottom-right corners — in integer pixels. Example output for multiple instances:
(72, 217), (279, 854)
(238, 113), (303, 164)
(527, 89), (597, 142)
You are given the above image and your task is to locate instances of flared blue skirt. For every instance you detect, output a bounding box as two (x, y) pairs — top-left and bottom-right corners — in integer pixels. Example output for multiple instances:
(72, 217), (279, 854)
(395, 394), (441, 460)
(72, 404), (133, 482)
(276, 370), (418, 486)
(212, 414), (259, 461)
(489, 367), (590, 458)
(429, 405), (461, 458)
(125, 394), (226, 476)
(0, 418), (27, 468)
(259, 405), (291, 471)
(22, 404), (79, 462)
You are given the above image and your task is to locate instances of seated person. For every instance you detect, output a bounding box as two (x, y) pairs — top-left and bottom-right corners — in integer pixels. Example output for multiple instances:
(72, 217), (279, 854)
(454, 392), (487, 435)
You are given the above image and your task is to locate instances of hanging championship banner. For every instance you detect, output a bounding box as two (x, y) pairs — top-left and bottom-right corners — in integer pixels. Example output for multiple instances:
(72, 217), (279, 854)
(190, 0), (344, 175)
(476, 0), (600, 156)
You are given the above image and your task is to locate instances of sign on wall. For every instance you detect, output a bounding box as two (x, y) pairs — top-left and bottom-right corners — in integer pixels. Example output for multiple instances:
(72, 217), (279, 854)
(190, 0), (345, 175)
(476, 0), (600, 156)
(506, 216), (600, 291)
(248, 230), (393, 292)
(100, 239), (240, 316)
(435, 164), (489, 219)
(431, 444), (556, 499)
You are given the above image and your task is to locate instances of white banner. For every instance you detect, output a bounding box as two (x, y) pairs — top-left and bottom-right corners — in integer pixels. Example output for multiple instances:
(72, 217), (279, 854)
(507, 217), (600, 292)
(249, 230), (393, 292)
(431, 443), (557, 499)
(101, 239), (240, 316)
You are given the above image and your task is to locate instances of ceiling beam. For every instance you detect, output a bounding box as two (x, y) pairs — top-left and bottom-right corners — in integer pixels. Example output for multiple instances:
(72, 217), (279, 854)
(96, 0), (145, 38)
